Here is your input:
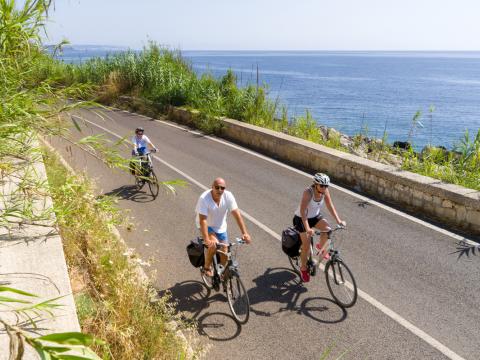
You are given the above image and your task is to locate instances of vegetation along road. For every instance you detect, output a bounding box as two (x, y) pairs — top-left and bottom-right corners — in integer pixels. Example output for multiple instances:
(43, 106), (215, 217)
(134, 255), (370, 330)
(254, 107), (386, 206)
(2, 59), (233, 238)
(48, 107), (479, 360)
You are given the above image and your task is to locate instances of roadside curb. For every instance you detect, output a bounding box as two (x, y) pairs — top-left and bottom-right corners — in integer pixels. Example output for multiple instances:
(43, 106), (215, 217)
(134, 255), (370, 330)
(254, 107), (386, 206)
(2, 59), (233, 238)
(0, 139), (80, 360)
(40, 137), (197, 359)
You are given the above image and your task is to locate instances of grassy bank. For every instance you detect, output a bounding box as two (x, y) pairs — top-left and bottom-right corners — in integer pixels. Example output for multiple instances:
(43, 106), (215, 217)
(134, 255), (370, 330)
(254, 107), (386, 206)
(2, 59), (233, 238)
(43, 150), (194, 359)
(42, 45), (480, 191)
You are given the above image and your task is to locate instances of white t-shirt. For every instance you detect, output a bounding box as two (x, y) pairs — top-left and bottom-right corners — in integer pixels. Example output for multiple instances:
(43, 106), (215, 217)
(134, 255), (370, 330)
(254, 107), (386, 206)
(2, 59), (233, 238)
(195, 190), (238, 233)
(132, 135), (151, 149)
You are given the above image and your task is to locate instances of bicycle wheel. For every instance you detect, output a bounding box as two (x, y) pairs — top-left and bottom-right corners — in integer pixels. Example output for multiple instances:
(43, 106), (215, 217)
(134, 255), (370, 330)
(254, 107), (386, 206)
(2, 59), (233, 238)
(288, 255), (301, 274)
(135, 174), (144, 190)
(200, 268), (213, 290)
(147, 169), (160, 199)
(325, 258), (358, 308)
(226, 274), (250, 324)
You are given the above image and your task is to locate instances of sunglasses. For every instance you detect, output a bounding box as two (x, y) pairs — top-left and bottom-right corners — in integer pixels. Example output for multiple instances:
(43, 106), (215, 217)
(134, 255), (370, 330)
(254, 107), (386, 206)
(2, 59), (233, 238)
(214, 185), (226, 190)
(316, 184), (329, 188)
(135, 131), (144, 134)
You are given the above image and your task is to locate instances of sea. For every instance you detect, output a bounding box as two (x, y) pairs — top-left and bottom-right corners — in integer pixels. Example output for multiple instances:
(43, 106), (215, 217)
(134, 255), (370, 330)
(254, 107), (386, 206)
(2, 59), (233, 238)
(57, 46), (480, 150)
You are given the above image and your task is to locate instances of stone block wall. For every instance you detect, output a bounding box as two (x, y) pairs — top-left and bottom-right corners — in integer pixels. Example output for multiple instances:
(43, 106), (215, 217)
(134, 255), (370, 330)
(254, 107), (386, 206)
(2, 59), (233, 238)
(168, 107), (480, 236)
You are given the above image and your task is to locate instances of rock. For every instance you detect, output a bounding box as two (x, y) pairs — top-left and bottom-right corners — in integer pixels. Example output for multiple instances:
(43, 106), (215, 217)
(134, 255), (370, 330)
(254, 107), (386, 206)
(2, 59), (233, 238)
(327, 127), (341, 140)
(393, 141), (412, 150)
(340, 134), (352, 148)
(318, 125), (329, 140)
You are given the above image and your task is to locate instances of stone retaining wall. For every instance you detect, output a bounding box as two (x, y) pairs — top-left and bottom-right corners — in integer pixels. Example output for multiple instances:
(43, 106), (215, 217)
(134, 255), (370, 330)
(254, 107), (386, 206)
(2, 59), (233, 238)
(0, 141), (80, 359)
(168, 106), (480, 236)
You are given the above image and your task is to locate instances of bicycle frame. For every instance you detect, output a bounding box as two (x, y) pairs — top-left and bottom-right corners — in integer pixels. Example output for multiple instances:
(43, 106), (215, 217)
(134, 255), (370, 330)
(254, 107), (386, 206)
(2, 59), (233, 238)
(307, 225), (345, 275)
(207, 239), (243, 290)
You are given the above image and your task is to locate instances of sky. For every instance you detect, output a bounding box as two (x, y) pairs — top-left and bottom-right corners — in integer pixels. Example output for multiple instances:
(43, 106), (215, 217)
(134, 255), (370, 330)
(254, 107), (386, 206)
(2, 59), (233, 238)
(43, 0), (480, 50)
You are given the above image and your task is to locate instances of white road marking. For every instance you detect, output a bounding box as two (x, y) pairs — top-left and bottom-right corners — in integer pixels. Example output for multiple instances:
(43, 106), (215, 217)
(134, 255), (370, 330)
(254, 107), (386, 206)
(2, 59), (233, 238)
(78, 114), (466, 360)
(151, 117), (476, 245)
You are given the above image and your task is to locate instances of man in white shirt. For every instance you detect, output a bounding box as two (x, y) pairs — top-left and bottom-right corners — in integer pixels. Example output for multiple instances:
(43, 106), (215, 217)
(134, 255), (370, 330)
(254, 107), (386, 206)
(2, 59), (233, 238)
(196, 177), (251, 276)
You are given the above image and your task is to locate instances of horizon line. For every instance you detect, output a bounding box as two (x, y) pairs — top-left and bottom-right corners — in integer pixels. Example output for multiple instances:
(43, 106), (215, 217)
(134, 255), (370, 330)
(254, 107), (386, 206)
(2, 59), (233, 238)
(49, 45), (480, 52)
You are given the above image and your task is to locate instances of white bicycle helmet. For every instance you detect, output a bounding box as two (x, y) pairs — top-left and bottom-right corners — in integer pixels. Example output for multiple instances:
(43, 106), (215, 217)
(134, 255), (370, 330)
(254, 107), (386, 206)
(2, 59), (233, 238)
(313, 173), (330, 186)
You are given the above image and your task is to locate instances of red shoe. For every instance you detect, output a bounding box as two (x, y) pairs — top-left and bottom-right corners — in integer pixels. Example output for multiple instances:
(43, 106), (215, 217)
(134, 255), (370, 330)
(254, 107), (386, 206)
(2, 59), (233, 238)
(300, 268), (310, 283)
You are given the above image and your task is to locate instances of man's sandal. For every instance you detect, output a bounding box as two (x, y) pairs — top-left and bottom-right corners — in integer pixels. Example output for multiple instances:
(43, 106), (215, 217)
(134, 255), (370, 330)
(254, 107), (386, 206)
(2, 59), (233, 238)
(203, 267), (213, 277)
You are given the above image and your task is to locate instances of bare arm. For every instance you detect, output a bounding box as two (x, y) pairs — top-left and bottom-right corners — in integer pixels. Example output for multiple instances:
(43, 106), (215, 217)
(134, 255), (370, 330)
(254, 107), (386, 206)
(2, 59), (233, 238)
(324, 189), (344, 225)
(198, 214), (211, 245)
(231, 209), (251, 243)
(299, 189), (313, 235)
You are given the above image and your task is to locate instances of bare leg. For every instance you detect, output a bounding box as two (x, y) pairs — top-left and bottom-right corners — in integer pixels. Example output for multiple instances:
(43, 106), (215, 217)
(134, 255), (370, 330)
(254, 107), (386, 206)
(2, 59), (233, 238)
(204, 233), (218, 276)
(299, 232), (310, 270)
(314, 219), (331, 255)
(219, 244), (228, 266)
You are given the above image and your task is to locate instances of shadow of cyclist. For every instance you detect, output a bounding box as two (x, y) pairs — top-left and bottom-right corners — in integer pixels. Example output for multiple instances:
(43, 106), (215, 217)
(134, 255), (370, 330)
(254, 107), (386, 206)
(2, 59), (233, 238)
(101, 184), (155, 203)
(196, 312), (242, 341)
(161, 280), (243, 340)
(247, 267), (306, 317)
(248, 267), (346, 323)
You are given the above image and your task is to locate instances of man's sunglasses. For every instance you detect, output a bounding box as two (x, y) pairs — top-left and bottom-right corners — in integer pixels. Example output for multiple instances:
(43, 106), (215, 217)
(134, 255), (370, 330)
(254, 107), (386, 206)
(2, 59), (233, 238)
(214, 185), (226, 190)
(316, 184), (329, 188)
(135, 131), (144, 134)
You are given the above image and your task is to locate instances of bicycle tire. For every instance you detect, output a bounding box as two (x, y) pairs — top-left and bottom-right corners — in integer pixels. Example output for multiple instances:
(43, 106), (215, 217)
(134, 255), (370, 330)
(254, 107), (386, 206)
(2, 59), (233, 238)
(288, 255), (301, 275)
(200, 268), (214, 290)
(325, 258), (358, 308)
(147, 169), (160, 199)
(226, 273), (250, 324)
(135, 174), (144, 190)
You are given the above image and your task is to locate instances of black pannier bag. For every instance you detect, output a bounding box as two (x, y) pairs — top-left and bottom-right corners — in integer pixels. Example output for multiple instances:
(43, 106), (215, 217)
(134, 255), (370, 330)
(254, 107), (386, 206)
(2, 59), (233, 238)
(281, 226), (301, 257)
(187, 237), (205, 268)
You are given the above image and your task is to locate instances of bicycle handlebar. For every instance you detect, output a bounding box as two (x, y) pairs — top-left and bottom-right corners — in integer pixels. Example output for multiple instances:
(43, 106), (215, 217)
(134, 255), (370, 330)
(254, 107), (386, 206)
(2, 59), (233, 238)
(314, 224), (346, 235)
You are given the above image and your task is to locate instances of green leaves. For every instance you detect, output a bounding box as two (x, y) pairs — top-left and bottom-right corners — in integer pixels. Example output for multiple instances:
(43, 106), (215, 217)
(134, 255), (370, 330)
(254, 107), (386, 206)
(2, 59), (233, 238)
(31, 332), (104, 360)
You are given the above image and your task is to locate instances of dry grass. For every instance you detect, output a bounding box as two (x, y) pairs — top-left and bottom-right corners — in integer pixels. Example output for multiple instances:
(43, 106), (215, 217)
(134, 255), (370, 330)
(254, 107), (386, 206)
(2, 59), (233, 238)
(43, 150), (194, 360)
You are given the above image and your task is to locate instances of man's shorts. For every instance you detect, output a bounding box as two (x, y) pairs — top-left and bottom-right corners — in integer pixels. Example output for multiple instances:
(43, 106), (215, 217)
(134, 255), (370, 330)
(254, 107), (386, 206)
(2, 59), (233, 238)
(207, 226), (229, 244)
(293, 215), (323, 233)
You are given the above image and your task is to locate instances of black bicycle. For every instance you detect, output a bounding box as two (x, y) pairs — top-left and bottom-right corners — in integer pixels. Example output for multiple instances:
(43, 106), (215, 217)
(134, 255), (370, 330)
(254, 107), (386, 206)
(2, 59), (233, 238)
(288, 225), (358, 308)
(200, 238), (250, 324)
(132, 150), (159, 199)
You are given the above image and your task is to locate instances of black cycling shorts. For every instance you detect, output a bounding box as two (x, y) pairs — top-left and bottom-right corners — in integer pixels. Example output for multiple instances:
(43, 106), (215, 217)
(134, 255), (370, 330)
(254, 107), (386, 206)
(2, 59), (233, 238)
(293, 215), (323, 233)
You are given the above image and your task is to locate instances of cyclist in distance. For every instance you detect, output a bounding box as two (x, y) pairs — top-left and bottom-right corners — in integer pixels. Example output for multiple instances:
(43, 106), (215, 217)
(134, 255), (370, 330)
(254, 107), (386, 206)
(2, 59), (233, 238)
(293, 173), (346, 283)
(196, 177), (252, 277)
(132, 127), (157, 156)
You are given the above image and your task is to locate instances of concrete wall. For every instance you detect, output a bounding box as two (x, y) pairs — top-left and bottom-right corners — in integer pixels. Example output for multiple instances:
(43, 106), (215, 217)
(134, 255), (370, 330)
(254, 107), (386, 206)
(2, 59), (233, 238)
(168, 106), (480, 236)
(0, 143), (80, 359)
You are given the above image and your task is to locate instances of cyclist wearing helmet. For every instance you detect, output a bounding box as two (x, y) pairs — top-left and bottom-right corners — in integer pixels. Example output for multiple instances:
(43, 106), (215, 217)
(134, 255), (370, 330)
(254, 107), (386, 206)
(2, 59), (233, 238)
(293, 172), (346, 282)
(131, 127), (157, 156)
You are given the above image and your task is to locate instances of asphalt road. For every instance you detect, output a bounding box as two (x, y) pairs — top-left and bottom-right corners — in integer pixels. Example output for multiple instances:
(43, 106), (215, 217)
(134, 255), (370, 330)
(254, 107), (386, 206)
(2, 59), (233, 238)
(47, 107), (480, 360)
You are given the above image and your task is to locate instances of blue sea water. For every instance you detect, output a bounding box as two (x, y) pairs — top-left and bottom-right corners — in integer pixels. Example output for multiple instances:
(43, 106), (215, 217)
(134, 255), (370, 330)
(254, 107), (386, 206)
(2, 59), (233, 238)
(58, 46), (480, 150)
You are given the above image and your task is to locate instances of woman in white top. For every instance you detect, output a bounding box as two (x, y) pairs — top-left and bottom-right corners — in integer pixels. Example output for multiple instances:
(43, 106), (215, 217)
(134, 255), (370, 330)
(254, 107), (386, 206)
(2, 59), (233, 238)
(293, 173), (346, 283)
(131, 127), (157, 156)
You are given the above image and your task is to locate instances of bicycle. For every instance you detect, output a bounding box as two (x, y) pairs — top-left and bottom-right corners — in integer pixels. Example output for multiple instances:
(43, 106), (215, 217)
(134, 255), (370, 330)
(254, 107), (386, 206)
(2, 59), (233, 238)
(288, 225), (358, 308)
(200, 237), (250, 324)
(132, 149), (159, 199)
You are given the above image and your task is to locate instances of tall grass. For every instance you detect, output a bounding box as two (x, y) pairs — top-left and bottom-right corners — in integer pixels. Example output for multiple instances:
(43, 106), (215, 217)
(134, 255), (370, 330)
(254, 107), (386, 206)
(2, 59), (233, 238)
(39, 26), (480, 190)
(43, 151), (191, 359)
(402, 129), (480, 190)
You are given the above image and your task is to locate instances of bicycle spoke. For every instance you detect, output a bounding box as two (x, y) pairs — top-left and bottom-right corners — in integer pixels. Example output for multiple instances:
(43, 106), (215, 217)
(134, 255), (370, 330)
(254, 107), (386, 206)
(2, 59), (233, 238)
(226, 274), (250, 324)
(325, 259), (358, 308)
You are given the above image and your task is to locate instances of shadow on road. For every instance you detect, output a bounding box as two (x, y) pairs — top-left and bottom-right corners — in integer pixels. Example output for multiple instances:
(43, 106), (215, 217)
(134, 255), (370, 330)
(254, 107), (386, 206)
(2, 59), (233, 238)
(248, 267), (347, 323)
(196, 312), (241, 341)
(162, 280), (243, 341)
(102, 184), (155, 203)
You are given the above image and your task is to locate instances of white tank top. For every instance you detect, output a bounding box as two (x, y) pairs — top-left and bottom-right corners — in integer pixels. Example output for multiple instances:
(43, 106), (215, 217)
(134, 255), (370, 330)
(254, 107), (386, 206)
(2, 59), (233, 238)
(294, 186), (324, 218)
